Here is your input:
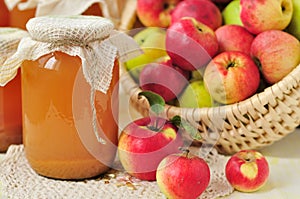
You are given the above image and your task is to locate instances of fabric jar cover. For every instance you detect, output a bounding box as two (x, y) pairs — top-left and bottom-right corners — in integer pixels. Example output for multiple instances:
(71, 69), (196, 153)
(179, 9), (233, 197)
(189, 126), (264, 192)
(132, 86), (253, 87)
(0, 27), (28, 66)
(0, 15), (140, 143)
(4, 0), (124, 27)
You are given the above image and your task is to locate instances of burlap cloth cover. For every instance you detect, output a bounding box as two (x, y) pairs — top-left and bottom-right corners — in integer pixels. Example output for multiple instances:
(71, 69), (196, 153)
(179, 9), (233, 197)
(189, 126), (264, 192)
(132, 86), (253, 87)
(0, 15), (140, 143)
(1, 16), (113, 88)
(4, 0), (124, 27)
(0, 28), (28, 65)
(0, 145), (233, 199)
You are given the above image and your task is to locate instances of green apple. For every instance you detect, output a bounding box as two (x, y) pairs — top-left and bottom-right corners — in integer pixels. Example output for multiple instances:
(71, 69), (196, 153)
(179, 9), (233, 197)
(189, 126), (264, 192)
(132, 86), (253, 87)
(286, 0), (300, 40)
(222, 0), (243, 26)
(190, 70), (203, 82)
(178, 80), (213, 108)
(125, 27), (168, 82)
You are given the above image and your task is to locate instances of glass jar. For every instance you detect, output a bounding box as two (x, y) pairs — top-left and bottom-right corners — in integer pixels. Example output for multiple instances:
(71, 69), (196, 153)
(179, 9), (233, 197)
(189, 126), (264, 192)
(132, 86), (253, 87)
(0, 28), (28, 152)
(84, 3), (103, 16)
(21, 52), (119, 179)
(1, 15), (135, 180)
(6, 0), (104, 30)
(0, 70), (22, 152)
(0, 0), (9, 26)
(8, 0), (36, 30)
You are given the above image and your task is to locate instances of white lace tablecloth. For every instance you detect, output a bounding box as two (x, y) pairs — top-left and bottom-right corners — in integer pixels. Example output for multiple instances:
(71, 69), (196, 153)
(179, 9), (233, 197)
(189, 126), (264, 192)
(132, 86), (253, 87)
(0, 145), (233, 199)
(2, 87), (300, 199)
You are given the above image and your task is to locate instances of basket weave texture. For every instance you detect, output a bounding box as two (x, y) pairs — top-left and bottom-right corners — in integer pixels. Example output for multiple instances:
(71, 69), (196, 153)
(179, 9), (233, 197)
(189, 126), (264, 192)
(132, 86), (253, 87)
(121, 64), (300, 155)
(118, 0), (300, 155)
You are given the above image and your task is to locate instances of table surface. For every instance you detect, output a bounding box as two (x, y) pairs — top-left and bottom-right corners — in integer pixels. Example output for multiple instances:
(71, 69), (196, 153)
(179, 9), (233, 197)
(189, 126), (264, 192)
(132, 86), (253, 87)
(1, 85), (300, 198)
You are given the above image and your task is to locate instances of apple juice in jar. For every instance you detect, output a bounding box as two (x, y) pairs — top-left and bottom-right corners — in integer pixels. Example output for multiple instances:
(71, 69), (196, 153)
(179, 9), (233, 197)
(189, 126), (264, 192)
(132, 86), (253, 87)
(6, 0), (125, 31)
(9, 15), (125, 180)
(0, 28), (28, 152)
(0, 0), (9, 26)
(7, 0), (36, 29)
(5, 0), (106, 30)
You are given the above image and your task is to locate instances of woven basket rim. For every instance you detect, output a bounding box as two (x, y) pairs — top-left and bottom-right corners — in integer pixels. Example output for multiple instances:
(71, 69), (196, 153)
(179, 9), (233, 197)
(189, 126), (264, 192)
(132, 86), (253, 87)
(118, 0), (300, 118)
(122, 63), (300, 118)
(118, 0), (300, 154)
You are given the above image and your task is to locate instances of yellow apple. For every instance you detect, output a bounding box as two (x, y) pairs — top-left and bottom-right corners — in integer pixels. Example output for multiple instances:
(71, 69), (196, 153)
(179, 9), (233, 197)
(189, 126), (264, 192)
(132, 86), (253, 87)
(125, 27), (168, 82)
(190, 70), (203, 82)
(240, 0), (293, 35)
(178, 80), (213, 108)
(286, 0), (300, 40)
(222, 0), (243, 26)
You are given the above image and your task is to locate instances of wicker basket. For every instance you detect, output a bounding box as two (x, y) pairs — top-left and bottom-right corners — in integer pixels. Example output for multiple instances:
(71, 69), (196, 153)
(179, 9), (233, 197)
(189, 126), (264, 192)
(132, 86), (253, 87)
(120, 64), (300, 155)
(118, 0), (300, 155)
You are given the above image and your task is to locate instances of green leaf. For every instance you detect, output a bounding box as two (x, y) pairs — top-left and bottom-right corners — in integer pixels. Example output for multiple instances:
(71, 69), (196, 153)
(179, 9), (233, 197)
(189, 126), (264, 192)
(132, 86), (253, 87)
(169, 115), (182, 126)
(170, 115), (201, 141)
(138, 91), (165, 116)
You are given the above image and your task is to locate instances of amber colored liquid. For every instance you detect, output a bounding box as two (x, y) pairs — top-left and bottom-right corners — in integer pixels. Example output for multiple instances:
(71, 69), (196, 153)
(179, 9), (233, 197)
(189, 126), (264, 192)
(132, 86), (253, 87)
(0, 70), (22, 152)
(0, 0), (9, 26)
(9, 0), (35, 30)
(9, 2), (103, 30)
(21, 52), (119, 179)
(83, 3), (103, 16)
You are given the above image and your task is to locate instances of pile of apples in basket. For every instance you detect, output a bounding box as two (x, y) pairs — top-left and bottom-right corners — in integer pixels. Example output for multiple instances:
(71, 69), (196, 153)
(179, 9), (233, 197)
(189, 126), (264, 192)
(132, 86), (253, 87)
(125, 0), (300, 107)
(118, 0), (300, 198)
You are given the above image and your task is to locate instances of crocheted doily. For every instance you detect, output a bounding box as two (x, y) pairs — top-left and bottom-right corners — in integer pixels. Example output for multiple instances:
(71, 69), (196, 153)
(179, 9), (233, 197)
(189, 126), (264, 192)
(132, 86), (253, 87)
(0, 145), (233, 199)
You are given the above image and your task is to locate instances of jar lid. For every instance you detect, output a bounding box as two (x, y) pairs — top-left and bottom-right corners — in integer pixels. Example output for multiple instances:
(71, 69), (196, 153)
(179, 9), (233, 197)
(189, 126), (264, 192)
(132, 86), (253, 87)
(26, 15), (114, 45)
(0, 28), (28, 64)
(1, 15), (141, 144)
(1, 15), (140, 89)
(4, 0), (121, 27)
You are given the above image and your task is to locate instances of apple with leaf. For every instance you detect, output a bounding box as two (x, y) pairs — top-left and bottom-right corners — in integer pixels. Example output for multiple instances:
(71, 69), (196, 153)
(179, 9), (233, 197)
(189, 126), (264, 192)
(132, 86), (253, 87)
(118, 91), (201, 181)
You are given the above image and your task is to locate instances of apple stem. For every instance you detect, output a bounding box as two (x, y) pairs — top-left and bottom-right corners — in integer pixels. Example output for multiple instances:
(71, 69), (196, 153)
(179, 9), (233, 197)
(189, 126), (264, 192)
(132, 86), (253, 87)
(281, 3), (286, 12)
(197, 27), (203, 32)
(163, 3), (169, 9)
(226, 61), (235, 69)
(238, 152), (255, 162)
(147, 116), (164, 132)
(179, 147), (190, 158)
(244, 154), (255, 162)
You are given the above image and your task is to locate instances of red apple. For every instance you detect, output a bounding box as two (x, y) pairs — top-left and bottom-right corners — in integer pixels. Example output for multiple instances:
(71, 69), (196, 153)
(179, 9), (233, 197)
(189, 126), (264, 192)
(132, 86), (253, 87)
(215, 24), (255, 56)
(240, 0), (293, 35)
(212, 0), (232, 2)
(166, 17), (219, 71)
(118, 116), (184, 181)
(139, 59), (190, 102)
(171, 0), (222, 30)
(156, 149), (210, 199)
(250, 30), (300, 84)
(225, 150), (269, 192)
(203, 51), (260, 104)
(136, 0), (182, 28)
